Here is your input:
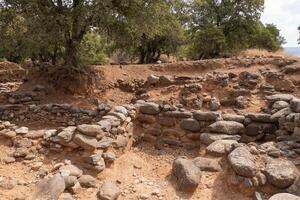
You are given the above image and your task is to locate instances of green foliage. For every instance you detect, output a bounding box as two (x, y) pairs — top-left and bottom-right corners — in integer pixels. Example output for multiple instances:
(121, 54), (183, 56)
(78, 32), (108, 65)
(0, 0), (287, 65)
(190, 26), (226, 59)
(112, 0), (186, 63)
(187, 0), (285, 58)
(250, 23), (285, 51)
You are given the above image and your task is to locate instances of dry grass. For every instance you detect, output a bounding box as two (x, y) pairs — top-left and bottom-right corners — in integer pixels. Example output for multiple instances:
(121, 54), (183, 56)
(239, 48), (291, 58)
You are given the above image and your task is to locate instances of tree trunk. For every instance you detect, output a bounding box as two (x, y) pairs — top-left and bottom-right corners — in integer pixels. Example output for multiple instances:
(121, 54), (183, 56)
(65, 39), (79, 67)
(139, 47), (146, 64)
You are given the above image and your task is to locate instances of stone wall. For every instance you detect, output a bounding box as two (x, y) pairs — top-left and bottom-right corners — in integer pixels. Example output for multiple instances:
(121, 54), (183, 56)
(135, 94), (300, 155)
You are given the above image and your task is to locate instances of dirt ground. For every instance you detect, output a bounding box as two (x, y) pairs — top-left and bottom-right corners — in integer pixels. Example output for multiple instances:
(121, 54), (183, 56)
(0, 55), (299, 200)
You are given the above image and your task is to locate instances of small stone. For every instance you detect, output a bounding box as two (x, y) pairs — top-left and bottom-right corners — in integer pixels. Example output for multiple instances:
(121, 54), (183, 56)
(209, 97), (221, 111)
(254, 191), (264, 200)
(78, 175), (96, 188)
(140, 194), (149, 199)
(114, 135), (128, 148)
(64, 176), (78, 189)
(269, 193), (300, 200)
(97, 181), (121, 200)
(15, 127), (29, 135)
(59, 165), (83, 178)
(3, 157), (16, 164)
(103, 152), (116, 164)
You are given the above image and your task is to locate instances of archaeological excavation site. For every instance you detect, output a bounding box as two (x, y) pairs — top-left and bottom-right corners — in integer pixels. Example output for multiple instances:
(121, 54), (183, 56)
(0, 55), (299, 200)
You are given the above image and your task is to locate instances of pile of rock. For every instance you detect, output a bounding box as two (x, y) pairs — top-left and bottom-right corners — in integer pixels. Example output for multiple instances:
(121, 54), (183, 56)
(0, 104), (135, 173)
(31, 166), (121, 200)
(0, 102), (111, 125)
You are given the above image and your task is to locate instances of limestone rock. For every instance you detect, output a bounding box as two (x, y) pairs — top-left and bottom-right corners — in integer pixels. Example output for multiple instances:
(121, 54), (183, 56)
(32, 174), (65, 200)
(193, 111), (221, 121)
(172, 157), (201, 192)
(139, 102), (160, 115)
(206, 140), (238, 156)
(291, 98), (300, 113)
(266, 94), (295, 103)
(245, 113), (275, 123)
(180, 118), (201, 132)
(208, 121), (245, 135)
(209, 97), (221, 111)
(222, 114), (245, 123)
(73, 133), (98, 150)
(59, 165), (83, 177)
(78, 175), (96, 188)
(228, 146), (256, 178)
(200, 133), (241, 145)
(265, 159), (297, 188)
(58, 126), (77, 145)
(192, 157), (221, 172)
(15, 127), (29, 135)
(77, 124), (104, 137)
(97, 181), (121, 200)
(268, 193), (300, 200)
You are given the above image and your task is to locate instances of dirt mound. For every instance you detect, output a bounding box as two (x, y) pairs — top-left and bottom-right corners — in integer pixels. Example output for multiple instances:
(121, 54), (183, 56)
(0, 62), (26, 83)
(0, 61), (23, 71)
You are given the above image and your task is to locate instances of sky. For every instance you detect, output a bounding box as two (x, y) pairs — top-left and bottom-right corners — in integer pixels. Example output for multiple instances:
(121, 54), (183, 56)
(261, 0), (300, 47)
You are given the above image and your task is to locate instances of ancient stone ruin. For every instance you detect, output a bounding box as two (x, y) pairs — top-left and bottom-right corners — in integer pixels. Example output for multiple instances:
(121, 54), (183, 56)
(0, 56), (299, 200)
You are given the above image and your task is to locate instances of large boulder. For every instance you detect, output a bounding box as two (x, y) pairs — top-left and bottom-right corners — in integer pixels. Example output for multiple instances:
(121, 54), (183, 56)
(32, 174), (65, 200)
(265, 159), (297, 188)
(268, 193), (300, 200)
(172, 157), (201, 192)
(228, 146), (256, 178)
(208, 121), (245, 135)
(97, 181), (121, 200)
